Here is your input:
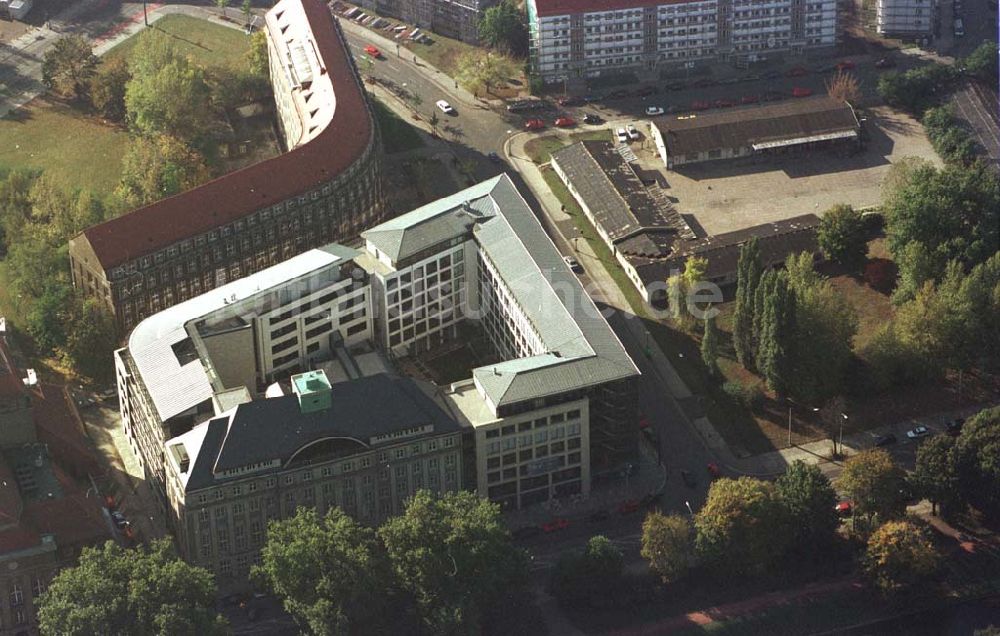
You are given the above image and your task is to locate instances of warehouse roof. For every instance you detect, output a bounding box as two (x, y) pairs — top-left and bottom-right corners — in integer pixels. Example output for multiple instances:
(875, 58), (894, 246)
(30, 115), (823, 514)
(652, 97), (860, 157)
(72, 0), (375, 271)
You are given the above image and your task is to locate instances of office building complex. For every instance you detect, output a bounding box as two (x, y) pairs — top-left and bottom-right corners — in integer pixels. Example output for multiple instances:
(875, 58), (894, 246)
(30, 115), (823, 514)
(527, 0), (838, 82)
(875, 0), (934, 35)
(68, 0), (385, 333)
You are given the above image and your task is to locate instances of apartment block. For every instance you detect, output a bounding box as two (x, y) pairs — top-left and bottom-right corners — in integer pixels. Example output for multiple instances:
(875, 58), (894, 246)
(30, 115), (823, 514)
(357, 0), (499, 44)
(875, 0), (934, 35)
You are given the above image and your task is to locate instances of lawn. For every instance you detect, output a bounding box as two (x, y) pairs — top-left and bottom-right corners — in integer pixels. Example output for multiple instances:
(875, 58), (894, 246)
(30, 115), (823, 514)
(524, 130), (613, 164)
(0, 98), (129, 197)
(371, 97), (425, 154)
(105, 14), (252, 70)
(403, 32), (477, 79)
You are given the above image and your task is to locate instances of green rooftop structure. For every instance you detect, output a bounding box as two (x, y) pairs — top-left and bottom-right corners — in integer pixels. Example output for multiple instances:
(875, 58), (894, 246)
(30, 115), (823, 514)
(291, 369), (333, 413)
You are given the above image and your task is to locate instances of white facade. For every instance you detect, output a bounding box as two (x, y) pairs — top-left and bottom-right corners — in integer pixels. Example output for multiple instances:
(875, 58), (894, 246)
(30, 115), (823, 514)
(875, 0), (934, 35)
(528, 0), (838, 82)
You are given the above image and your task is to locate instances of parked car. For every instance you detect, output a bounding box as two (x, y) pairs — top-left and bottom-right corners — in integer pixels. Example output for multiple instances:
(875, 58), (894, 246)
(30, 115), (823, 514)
(542, 518), (570, 533)
(714, 98), (736, 108)
(681, 469), (696, 488)
(512, 526), (542, 540)
(665, 81), (686, 90)
(792, 87), (813, 97)
(740, 94), (760, 104)
(645, 106), (665, 116)
(634, 85), (657, 97)
(562, 255), (583, 272)
(786, 66), (809, 77)
(835, 60), (856, 71)
(706, 462), (721, 478)
(608, 89), (630, 99)
(946, 418), (965, 436)
(583, 113), (604, 125)
(690, 100), (710, 110)
(524, 118), (545, 131)
(906, 425), (931, 440)
(639, 415), (651, 429)
(554, 116), (576, 127)
(363, 44), (382, 58)
(507, 99), (546, 112)
(435, 99), (456, 115)
(874, 57), (897, 69)
(558, 96), (584, 106)
(615, 128), (629, 143)
(626, 124), (639, 140)
(618, 500), (640, 515)
(111, 511), (128, 529)
(874, 433), (897, 447)
(835, 500), (853, 517)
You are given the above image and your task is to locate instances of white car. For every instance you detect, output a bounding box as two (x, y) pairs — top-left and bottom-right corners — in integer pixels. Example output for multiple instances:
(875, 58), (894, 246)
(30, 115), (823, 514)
(906, 425), (931, 439)
(435, 99), (456, 115)
(563, 255), (582, 273)
(645, 106), (664, 116)
(626, 124), (640, 140)
(615, 128), (629, 143)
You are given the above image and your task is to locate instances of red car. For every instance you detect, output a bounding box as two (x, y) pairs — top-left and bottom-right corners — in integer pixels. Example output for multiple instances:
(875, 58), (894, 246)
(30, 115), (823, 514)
(786, 66), (808, 77)
(707, 462), (721, 478)
(835, 501), (853, 517)
(714, 99), (735, 108)
(363, 44), (382, 58)
(554, 117), (576, 128)
(524, 118), (545, 131)
(740, 95), (760, 104)
(792, 87), (813, 97)
(618, 500), (640, 515)
(542, 518), (570, 533)
(835, 60), (856, 72)
(691, 100), (710, 111)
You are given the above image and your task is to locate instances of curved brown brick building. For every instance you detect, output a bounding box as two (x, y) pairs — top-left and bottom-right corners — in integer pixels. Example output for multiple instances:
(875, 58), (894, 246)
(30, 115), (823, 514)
(68, 0), (385, 332)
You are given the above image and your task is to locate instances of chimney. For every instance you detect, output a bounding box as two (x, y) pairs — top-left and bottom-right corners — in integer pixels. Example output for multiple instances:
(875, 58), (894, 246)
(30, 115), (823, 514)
(290, 369), (333, 414)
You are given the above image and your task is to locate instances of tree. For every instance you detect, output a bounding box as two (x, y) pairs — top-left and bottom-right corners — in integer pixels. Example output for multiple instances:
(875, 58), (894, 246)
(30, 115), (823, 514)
(863, 520), (939, 596)
(242, 0), (252, 25)
(127, 28), (181, 79)
(757, 270), (796, 397)
(641, 511), (691, 583)
(89, 57), (131, 121)
(115, 134), (212, 208)
(215, 0), (229, 18)
(455, 50), (517, 97)
(478, 1), (528, 57)
(5, 235), (68, 310)
(25, 281), (73, 354)
(254, 507), (396, 636)
(876, 63), (957, 114)
(836, 449), (907, 530)
(953, 406), (1000, 518)
(695, 477), (789, 575)
(41, 35), (99, 101)
(818, 204), (867, 272)
(552, 535), (624, 606)
(892, 240), (938, 304)
(247, 30), (269, 78)
(64, 299), (118, 381)
(667, 255), (707, 329)
(700, 314), (720, 377)
(732, 238), (762, 368)
(126, 57), (213, 142)
(962, 42), (998, 85)
(912, 434), (960, 516)
(378, 490), (529, 634)
(775, 461), (839, 552)
(37, 539), (225, 635)
(826, 70), (861, 104)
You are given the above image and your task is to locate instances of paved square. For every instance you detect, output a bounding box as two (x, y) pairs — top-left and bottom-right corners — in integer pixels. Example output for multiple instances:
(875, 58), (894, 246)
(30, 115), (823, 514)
(636, 107), (941, 236)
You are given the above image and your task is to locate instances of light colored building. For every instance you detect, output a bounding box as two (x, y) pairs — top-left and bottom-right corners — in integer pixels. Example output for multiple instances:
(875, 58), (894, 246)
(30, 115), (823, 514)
(115, 245), (373, 509)
(527, 0), (839, 82)
(356, 0), (499, 44)
(875, 0), (934, 35)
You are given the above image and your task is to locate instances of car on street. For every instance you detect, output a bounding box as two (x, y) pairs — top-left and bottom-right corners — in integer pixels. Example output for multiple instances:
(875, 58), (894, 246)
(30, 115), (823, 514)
(946, 418), (965, 436)
(558, 96), (584, 106)
(906, 425), (931, 440)
(792, 87), (813, 97)
(507, 99), (547, 112)
(588, 509), (610, 522)
(554, 116), (576, 127)
(582, 113), (604, 125)
(634, 85), (658, 97)
(665, 81), (686, 90)
(363, 44), (382, 58)
(626, 124), (639, 140)
(524, 118), (545, 131)
(690, 100), (710, 110)
(512, 526), (542, 540)
(681, 469), (696, 488)
(874, 57), (897, 69)
(645, 106), (665, 116)
(608, 89), (630, 99)
(706, 462), (721, 478)
(874, 433), (897, 447)
(835, 501), (853, 517)
(563, 255), (583, 272)
(741, 94), (760, 104)
(111, 511), (129, 529)
(542, 518), (570, 533)
(618, 500), (640, 515)
(835, 60), (856, 71)
(714, 98), (736, 108)
(639, 415), (651, 429)
(435, 99), (456, 115)
(615, 128), (629, 143)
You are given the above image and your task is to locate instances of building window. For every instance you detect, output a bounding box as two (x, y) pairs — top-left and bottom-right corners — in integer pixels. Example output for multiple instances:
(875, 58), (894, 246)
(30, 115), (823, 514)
(31, 578), (44, 598)
(9, 584), (22, 606)
(219, 559), (232, 576)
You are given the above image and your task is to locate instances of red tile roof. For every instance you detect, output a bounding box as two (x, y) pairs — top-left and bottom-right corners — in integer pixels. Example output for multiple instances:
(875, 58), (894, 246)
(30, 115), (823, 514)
(76, 0), (375, 271)
(533, 0), (679, 17)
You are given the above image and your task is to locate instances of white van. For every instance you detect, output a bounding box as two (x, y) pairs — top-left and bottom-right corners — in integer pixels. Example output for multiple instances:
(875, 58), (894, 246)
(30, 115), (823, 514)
(436, 100), (456, 115)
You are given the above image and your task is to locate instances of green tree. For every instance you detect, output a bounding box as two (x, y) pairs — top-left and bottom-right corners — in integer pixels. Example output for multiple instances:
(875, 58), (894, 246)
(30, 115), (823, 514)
(478, 0), (528, 57)
(5, 235), (67, 308)
(115, 134), (212, 208)
(700, 314), (720, 377)
(125, 42), (213, 142)
(455, 50), (517, 97)
(551, 535), (624, 606)
(695, 477), (789, 575)
(41, 35), (99, 101)
(922, 106), (977, 165)
(775, 460), (839, 552)
(757, 270), (796, 397)
(836, 449), (907, 530)
(37, 539), (225, 636)
(818, 204), (867, 271)
(912, 434), (960, 516)
(254, 507), (396, 636)
(64, 299), (118, 381)
(953, 406), (1000, 518)
(863, 520), (939, 596)
(892, 240), (938, 304)
(667, 255), (707, 329)
(25, 281), (73, 354)
(641, 511), (691, 583)
(89, 57), (131, 121)
(378, 490), (529, 634)
(215, 0), (229, 18)
(242, 0), (252, 25)
(962, 42), (998, 85)
(876, 63), (957, 114)
(732, 237), (761, 368)
(127, 28), (181, 79)
(247, 30), (269, 78)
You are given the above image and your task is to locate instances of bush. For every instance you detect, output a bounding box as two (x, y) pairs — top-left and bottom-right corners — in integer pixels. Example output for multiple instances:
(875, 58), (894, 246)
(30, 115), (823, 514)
(722, 380), (763, 410)
(877, 64), (958, 114)
(922, 106), (977, 165)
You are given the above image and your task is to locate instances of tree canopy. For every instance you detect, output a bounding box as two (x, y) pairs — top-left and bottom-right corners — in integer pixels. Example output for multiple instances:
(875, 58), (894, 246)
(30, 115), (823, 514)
(455, 51), (518, 97)
(912, 433), (960, 516)
(552, 535), (625, 606)
(695, 477), (789, 575)
(641, 511), (692, 583)
(863, 520), (939, 596)
(775, 460), (839, 552)
(478, 1), (528, 57)
(953, 406), (1000, 518)
(115, 134), (212, 208)
(37, 539), (225, 636)
(818, 204), (867, 272)
(836, 449), (907, 529)
(41, 35), (99, 101)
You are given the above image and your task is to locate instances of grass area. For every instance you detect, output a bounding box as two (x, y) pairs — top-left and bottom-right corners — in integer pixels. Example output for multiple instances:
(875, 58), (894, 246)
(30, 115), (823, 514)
(524, 130), (614, 164)
(105, 14), (251, 69)
(0, 98), (129, 197)
(402, 31), (478, 78)
(371, 97), (424, 154)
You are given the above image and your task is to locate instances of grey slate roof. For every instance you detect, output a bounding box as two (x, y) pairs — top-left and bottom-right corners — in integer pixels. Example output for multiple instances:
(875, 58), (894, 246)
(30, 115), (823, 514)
(364, 175), (639, 409)
(177, 374), (461, 491)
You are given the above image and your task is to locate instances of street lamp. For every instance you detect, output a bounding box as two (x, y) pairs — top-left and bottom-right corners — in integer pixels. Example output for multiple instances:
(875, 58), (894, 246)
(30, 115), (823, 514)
(838, 412), (848, 457)
(684, 500), (694, 518)
(142, 0), (148, 27)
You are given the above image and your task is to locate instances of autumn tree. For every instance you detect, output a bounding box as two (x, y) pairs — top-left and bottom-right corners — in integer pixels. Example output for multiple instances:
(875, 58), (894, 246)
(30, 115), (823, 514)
(953, 407), (1000, 518)
(478, 0), (528, 57)
(551, 536), (624, 606)
(41, 35), (99, 101)
(695, 477), (789, 575)
(115, 134), (212, 208)
(863, 520), (939, 596)
(89, 57), (131, 121)
(641, 511), (691, 583)
(455, 50), (517, 97)
(836, 449), (907, 531)
(826, 70), (861, 104)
